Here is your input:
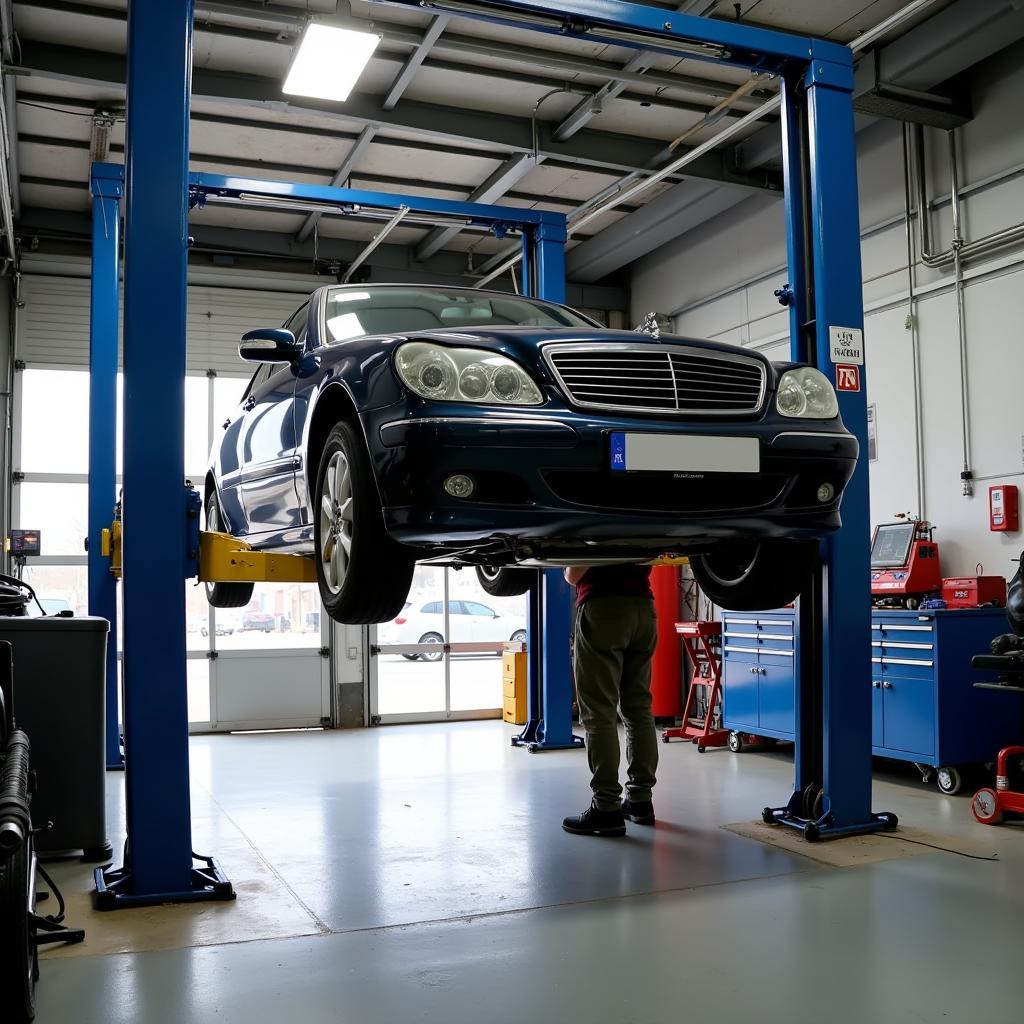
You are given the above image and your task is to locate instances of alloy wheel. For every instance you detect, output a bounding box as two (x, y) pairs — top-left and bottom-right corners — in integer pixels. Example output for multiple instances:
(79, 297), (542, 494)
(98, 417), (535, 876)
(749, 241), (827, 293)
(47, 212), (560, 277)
(320, 450), (355, 595)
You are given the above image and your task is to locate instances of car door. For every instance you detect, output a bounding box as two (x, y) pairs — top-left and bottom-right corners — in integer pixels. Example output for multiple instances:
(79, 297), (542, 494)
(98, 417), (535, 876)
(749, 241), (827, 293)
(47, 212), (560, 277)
(463, 600), (500, 641)
(236, 304), (309, 535)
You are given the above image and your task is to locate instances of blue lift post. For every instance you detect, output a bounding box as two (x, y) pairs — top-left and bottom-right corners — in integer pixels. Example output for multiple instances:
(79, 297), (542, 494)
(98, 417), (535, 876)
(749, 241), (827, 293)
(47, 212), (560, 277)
(93, 0), (235, 908)
(86, 6), (579, 900)
(87, 163), (123, 771)
(368, 0), (893, 838)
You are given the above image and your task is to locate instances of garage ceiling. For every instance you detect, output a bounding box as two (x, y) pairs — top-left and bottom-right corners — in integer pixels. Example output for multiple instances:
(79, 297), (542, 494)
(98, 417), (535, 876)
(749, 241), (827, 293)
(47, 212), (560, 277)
(5, 0), (952, 288)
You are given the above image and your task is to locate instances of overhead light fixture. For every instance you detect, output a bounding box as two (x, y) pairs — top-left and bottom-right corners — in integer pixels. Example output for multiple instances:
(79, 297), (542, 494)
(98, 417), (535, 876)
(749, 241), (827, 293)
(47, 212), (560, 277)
(283, 23), (381, 103)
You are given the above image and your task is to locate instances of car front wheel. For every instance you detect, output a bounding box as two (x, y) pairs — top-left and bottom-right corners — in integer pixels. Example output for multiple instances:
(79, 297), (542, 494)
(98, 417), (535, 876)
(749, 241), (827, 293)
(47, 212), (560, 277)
(314, 422), (415, 625)
(689, 539), (817, 611)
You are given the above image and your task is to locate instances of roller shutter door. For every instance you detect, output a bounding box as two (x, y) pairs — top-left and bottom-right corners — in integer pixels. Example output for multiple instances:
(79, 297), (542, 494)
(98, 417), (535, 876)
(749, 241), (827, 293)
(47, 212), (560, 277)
(17, 276), (303, 375)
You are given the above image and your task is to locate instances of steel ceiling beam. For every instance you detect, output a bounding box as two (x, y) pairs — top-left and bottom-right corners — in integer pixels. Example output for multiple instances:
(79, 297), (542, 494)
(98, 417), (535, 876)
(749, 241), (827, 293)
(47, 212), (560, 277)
(296, 125), (376, 242)
(21, 0), (771, 110)
(382, 14), (450, 111)
(12, 41), (776, 189)
(415, 152), (539, 260)
(553, 0), (718, 141)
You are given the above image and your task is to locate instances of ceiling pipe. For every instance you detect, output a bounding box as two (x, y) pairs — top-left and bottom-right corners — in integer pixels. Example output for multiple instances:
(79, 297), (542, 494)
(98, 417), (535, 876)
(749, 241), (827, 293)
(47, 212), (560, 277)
(478, 0), (945, 281)
(0, 0), (19, 224)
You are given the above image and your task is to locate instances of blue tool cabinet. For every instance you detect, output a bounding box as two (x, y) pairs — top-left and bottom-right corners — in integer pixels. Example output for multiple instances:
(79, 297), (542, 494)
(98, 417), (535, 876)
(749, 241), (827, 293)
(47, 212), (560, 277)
(722, 607), (1024, 792)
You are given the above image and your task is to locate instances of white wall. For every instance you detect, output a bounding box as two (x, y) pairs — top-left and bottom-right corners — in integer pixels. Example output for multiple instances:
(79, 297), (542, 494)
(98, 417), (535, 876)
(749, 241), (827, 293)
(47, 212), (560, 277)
(630, 41), (1024, 582)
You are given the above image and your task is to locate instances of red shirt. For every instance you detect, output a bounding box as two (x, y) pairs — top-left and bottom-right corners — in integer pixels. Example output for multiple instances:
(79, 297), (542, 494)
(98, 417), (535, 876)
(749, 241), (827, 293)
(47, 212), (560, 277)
(576, 565), (653, 607)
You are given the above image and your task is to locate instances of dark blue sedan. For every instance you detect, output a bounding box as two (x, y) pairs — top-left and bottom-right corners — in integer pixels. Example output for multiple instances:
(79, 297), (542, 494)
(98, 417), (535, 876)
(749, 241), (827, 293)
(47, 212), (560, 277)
(205, 284), (857, 623)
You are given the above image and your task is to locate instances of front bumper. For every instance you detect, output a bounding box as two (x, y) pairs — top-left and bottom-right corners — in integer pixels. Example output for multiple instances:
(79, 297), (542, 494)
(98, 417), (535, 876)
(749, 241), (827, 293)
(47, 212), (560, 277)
(364, 405), (858, 557)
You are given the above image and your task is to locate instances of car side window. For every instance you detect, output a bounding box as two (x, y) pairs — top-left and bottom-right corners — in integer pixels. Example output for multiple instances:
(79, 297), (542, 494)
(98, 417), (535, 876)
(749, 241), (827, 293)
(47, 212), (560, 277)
(465, 601), (495, 617)
(422, 601), (441, 614)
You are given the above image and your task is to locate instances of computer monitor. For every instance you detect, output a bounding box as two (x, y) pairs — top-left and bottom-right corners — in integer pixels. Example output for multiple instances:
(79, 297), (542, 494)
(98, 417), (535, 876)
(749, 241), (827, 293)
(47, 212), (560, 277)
(870, 522), (916, 569)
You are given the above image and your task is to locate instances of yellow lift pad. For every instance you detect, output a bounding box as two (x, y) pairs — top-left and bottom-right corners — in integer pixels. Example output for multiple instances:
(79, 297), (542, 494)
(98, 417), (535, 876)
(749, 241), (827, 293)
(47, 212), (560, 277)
(199, 531), (317, 584)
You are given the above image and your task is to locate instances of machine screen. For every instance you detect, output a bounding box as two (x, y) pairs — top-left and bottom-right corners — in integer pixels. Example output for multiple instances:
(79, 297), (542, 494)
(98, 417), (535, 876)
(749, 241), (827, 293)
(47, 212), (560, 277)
(870, 523), (915, 569)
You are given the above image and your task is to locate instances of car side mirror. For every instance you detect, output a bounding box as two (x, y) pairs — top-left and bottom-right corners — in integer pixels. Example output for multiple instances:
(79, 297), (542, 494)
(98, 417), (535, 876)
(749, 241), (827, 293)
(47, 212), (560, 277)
(239, 328), (300, 364)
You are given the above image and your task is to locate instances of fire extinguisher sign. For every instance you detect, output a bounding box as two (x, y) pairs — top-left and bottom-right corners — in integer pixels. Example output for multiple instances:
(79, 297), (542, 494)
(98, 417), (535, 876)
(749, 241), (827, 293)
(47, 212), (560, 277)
(835, 364), (861, 391)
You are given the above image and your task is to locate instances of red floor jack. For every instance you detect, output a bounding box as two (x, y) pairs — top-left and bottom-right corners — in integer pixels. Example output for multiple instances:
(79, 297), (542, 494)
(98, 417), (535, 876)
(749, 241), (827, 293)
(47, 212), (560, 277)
(661, 621), (729, 751)
(972, 747), (1024, 824)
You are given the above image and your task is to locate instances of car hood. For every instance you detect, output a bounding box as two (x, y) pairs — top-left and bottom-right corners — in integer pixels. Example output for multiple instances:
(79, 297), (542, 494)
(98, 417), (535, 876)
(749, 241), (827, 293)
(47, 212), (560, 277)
(386, 326), (770, 369)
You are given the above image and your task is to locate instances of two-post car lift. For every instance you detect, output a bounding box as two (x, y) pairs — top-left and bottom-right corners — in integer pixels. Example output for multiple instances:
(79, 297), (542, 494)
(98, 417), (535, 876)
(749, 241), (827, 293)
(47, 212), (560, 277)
(88, 0), (891, 907)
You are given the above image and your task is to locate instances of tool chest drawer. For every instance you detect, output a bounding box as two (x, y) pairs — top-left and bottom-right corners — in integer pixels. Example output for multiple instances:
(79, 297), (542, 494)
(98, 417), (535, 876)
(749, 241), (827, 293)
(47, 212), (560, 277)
(721, 610), (796, 741)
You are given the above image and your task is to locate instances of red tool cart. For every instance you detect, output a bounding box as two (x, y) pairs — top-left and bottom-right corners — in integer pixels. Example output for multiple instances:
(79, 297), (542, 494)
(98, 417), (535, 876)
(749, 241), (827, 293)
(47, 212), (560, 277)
(661, 621), (730, 751)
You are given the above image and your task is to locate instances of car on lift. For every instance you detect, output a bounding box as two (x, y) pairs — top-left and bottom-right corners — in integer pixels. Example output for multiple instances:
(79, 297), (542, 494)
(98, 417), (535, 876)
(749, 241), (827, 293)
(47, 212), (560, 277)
(203, 284), (857, 624)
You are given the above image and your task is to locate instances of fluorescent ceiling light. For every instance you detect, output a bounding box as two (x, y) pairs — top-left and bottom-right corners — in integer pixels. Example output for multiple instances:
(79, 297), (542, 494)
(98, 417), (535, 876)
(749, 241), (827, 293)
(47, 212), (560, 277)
(283, 23), (381, 103)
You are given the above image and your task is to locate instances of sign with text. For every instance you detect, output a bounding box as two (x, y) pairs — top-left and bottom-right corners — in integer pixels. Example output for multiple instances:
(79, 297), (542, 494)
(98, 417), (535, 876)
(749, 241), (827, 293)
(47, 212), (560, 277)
(829, 325), (863, 365)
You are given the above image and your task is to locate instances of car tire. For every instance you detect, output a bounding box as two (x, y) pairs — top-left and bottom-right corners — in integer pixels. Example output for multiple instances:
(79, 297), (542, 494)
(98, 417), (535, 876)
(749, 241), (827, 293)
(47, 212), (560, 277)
(315, 422), (415, 625)
(204, 492), (255, 610)
(0, 840), (36, 1024)
(418, 632), (444, 662)
(689, 540), (817, 611)
(509, 629), (527, 645)
(475, 565), (534, 597)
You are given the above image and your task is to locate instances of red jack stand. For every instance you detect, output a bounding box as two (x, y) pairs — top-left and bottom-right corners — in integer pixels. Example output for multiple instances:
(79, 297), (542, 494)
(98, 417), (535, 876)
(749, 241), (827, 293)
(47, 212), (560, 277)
(662, 621), (730, 752)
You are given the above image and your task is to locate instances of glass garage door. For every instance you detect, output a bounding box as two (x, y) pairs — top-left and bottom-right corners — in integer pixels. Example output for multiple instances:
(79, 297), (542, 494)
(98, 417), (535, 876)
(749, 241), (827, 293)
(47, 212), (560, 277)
(11, 363), (330, 734)
(370, 565), (528, 724)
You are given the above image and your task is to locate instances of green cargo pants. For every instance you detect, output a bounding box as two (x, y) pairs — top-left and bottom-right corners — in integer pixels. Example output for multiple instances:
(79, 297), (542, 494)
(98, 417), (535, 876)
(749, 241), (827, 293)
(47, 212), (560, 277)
(574, 595), (659, 813)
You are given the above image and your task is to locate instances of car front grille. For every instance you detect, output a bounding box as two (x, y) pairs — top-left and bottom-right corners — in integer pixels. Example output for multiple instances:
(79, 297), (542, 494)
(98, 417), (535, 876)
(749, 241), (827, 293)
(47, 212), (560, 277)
(543, 470), (787, 515)
(545, 344), (766, 416)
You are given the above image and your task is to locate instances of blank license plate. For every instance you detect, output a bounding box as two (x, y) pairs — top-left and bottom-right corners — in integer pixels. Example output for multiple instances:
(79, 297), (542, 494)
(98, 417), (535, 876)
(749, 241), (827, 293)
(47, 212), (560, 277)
(610, 432), (760, 474)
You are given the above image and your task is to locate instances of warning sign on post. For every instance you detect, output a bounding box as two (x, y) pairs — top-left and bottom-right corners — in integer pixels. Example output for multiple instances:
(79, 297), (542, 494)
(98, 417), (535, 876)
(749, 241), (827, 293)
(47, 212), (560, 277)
(835, 364), (860, 392)
(829, 325), (863, 365)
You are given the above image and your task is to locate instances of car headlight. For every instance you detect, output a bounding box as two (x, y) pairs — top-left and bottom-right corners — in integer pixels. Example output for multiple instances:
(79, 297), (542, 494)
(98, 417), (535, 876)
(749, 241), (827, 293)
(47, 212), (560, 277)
(776, 367), (839, 419)
(395, 342), (543, 406)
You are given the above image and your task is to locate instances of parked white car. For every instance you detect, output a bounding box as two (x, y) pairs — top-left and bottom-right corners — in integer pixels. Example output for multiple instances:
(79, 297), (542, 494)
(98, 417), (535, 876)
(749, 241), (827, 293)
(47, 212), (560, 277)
(385, 599), (527, 661)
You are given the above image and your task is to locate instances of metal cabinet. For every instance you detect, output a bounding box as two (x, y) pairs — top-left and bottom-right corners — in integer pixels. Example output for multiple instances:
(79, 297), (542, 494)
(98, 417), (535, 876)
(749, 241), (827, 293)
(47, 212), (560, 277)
(721, 611), (795, 742)
(870, 609), (1024, 791)
(721, 606), (1024, 794)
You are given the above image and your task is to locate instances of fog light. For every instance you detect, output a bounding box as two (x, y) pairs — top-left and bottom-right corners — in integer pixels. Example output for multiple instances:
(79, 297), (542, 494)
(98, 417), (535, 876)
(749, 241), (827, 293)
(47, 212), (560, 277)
(816, 482), (835, 503)
(444, 473), (476, 499)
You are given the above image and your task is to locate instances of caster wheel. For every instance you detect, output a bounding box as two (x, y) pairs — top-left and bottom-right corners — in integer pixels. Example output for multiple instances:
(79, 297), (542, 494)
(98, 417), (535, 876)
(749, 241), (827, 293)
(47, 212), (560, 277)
(697, 745), (706, 754)
(971, 788), (1003, 825)
(527, 743), (538, 754)
(510, 737), (518, 747)
(936, 766), (963, 795)
(661, 732), (671, 744)
(879, 812), (899, 829)
(728, 731), (744, 753)
(803, 823), (821, 842)
(762, 807), (775, 825)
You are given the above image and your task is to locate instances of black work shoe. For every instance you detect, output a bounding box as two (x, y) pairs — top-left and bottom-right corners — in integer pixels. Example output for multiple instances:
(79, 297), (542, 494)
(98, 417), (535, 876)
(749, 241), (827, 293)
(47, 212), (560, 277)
(562, 804), (626, 837)
(622, 798), (655, 825)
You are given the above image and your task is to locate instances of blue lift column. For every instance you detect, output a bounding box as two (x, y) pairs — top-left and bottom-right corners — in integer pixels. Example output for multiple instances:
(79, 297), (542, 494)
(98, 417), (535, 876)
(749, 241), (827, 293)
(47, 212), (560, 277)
(513, 217), (584, 753)
(93, 0), (233, 907)
(762, 53), (894, 839)
(87, 163), (123, 771)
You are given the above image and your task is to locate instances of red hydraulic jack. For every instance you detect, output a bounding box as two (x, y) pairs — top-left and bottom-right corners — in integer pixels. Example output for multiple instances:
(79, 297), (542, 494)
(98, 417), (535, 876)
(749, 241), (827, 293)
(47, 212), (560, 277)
(971, 746), (1024, 824)
(661, 621), (730, 751)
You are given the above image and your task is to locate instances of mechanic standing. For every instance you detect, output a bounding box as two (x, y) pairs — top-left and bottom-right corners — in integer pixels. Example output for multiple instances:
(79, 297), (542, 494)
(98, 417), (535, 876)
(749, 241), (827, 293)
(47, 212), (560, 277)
(562, 564), (658, 837)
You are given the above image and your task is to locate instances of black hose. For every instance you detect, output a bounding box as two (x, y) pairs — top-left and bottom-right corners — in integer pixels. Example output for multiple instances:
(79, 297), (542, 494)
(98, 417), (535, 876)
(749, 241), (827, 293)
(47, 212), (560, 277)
(0, 573), (44, 617)
(0, 729), (30, 853)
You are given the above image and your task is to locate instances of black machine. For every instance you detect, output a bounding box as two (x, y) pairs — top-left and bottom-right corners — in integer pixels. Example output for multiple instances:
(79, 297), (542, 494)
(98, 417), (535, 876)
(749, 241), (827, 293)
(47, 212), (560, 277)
(0, 641), (84, 1024)
(972, 551), (1024, 689)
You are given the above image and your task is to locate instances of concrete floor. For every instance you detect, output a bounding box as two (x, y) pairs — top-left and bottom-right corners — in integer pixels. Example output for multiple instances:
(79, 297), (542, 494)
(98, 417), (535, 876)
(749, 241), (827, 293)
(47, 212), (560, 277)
(35, 722), (1023, 1023)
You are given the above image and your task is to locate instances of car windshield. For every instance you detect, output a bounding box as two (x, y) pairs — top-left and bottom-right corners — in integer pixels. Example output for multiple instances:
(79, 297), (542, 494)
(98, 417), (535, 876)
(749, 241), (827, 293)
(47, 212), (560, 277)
(322, 286), (596, 343)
